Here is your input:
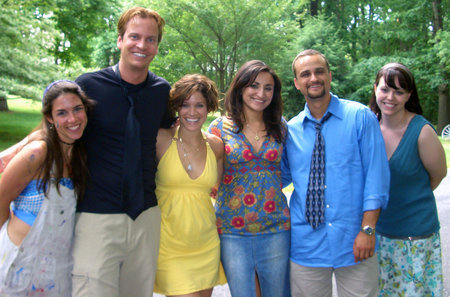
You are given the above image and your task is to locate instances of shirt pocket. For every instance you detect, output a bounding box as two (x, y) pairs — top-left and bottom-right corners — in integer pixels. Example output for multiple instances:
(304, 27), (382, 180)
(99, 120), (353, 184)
(4, 252), (35, 292)
(0, 223), (33, 293)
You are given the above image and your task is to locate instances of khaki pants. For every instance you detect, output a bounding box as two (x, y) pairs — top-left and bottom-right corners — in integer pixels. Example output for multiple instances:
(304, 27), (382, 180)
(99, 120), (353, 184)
(290, 255), (379, 297)
(72, 206), (161, 297)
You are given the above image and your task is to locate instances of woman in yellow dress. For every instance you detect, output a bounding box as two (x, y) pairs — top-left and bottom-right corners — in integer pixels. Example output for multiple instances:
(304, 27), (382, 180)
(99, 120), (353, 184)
(154, 74), (226, 297)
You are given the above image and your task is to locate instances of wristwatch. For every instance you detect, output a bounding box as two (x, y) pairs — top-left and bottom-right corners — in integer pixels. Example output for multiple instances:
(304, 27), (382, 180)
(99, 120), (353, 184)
(361, 225), (375, 236)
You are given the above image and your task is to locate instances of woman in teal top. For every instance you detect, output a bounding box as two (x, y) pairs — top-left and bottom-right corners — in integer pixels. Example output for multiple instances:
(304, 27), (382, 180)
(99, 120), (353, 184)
(370, 63), (447, 297)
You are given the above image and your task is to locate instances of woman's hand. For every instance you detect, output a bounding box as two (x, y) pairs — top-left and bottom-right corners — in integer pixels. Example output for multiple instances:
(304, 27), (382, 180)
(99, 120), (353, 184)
(210, 186), (218, 199)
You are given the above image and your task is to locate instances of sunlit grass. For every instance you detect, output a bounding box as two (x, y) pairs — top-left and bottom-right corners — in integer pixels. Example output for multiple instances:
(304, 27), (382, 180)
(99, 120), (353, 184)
(440, 137), (450, 168)
(203, 112), (221, 130)
(0, 98), (41, 151)
(6, 96), (41, 113)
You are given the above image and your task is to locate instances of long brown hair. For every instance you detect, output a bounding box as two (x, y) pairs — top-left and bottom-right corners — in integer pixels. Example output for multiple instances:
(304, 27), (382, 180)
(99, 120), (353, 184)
(225, 60), (285, 142)
(36, 80), (95, 200)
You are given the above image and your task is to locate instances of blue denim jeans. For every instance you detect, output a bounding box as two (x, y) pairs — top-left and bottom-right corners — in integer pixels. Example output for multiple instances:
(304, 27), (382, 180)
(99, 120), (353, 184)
(220, 231), (290, 297)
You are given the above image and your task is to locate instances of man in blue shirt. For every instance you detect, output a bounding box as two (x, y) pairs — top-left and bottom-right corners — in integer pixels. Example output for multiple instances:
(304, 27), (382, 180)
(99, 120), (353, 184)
(282, 49), (390, 297)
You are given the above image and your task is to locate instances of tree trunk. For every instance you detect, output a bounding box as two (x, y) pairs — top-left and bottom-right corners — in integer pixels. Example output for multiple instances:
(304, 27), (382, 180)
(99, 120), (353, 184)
(0, 96), (8, 111)
(432, 0), (448, 134)
(310, 0), (318, 16)
(432, 0), (443, 37)
(437, 83), (449, 134)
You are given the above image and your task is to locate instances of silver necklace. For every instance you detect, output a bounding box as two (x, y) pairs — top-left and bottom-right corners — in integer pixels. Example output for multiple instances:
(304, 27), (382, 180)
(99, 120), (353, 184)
(178, 137), (201, 171)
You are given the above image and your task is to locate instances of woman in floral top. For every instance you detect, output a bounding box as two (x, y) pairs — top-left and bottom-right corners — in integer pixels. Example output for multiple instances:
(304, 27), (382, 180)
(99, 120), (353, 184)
(209, 60), (290, 297)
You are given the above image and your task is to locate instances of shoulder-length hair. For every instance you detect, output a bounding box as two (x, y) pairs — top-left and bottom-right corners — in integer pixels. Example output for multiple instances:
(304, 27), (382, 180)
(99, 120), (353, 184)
(369, 62), (422, 121)
(169, 74), (219, 114)
(36, 80), (95, 200)
(225, 60), (285, 142)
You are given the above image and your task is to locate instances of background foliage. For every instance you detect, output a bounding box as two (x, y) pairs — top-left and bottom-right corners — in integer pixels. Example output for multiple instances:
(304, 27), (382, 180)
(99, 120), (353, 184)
(1, 0), (448, 131)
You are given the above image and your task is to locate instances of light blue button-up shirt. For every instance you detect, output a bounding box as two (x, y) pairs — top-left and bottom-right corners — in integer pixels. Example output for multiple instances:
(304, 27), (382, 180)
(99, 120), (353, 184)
(282, 93), (390, 268)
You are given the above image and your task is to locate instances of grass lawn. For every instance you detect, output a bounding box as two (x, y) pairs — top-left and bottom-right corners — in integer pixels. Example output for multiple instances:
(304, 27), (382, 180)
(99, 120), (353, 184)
(0, 98), (41, 151)
(442, 138), (450, 168)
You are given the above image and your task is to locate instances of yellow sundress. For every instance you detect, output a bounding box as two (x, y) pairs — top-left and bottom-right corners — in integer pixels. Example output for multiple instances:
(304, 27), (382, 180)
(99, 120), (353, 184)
(154, 130), (226, 295)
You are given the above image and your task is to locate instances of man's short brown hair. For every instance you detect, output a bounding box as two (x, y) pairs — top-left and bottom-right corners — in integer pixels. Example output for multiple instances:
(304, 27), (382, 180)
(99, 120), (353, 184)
(117, 7), (165, 43)
(292, 49), (330, 77)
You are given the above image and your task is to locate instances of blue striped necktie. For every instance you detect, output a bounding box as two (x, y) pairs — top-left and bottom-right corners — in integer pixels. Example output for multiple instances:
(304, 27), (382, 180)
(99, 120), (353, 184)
(305, 113), (331, 229)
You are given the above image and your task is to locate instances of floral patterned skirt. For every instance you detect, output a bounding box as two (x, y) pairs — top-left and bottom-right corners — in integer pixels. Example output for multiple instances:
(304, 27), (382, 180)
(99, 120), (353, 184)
(377, 232), (443, 297)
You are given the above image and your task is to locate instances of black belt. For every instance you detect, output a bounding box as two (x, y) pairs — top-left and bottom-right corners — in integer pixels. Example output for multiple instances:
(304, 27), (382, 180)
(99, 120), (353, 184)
(377, 232), (435, 241)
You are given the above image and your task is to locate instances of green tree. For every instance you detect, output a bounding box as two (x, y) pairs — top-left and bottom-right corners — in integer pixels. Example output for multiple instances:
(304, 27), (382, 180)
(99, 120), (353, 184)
(144, 0), (297, 97)
(345, 0), (448, 124)
(0, 1), (60, 104)
(91, 18), (121, 68)
(286, 0), (448, 125)
(52, 0), (122, 67)
(0, 0), (106, 104)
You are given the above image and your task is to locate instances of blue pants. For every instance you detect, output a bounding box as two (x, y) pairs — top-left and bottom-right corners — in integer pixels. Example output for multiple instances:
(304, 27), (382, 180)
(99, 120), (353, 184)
(220, 231), (290, 297)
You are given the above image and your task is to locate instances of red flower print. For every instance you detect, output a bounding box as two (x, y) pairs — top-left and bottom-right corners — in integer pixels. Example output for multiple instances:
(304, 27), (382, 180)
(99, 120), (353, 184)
(283, 207), (290, 217)
(223, 174), (233, 185)
(246, 222), (262, 233)
(243, 193), (257, 207)
(231, 216), (245, 229)
(243, 149), (254, 161)
(228, 196), (242, 210)
(283, 221), (291, 230)
(217, 228), (223, 234)
(224, 144), (232, 155)
(265, 187), (276, 200)
(210, 127), (221, 137)
(245, 212), (259, 222)
(234, 185), (245, 195)
(263, 200), (276, 213)
(264, 149), (278, 161)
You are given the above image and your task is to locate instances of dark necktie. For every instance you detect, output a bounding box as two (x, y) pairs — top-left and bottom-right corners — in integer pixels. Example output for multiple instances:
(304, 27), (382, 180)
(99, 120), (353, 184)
(114, 64), (145, 220)
(305, 113), (331, 229)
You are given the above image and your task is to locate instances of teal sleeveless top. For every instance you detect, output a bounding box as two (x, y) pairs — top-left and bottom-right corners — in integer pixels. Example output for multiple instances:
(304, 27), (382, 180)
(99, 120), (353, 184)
(377, 115), (440, 237)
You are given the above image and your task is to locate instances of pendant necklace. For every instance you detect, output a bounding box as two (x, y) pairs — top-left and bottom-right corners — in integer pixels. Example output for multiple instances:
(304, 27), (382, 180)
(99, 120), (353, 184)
(178, 137), (201, 171)
(246, 124), (263, 141)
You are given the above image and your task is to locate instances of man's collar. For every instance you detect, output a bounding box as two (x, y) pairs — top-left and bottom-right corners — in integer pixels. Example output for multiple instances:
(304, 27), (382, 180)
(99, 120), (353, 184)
(300, 93), (343, 124)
